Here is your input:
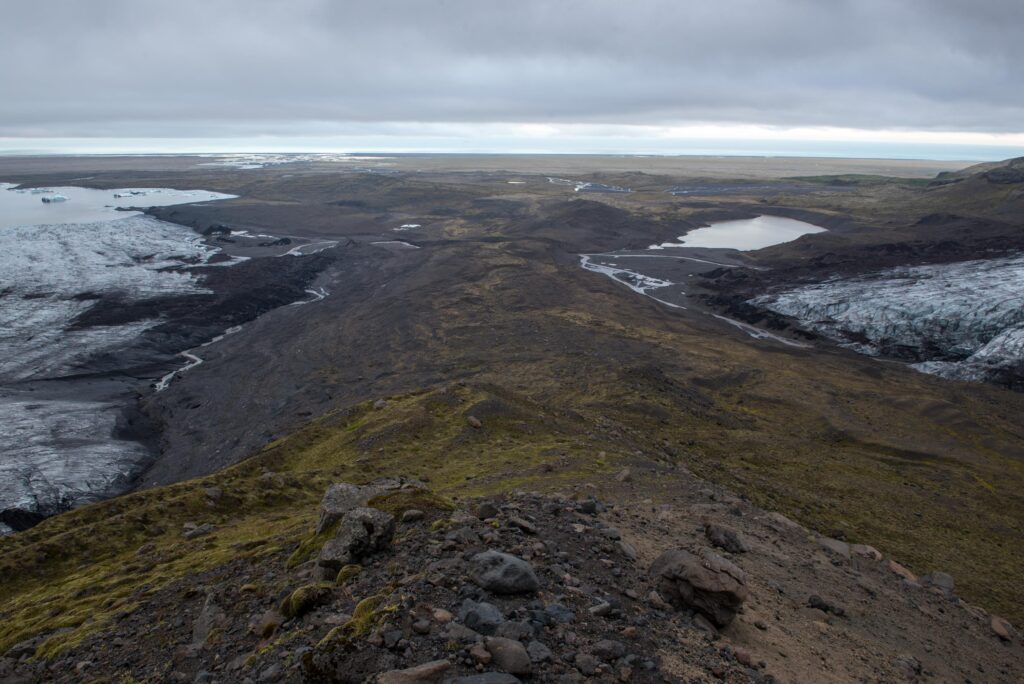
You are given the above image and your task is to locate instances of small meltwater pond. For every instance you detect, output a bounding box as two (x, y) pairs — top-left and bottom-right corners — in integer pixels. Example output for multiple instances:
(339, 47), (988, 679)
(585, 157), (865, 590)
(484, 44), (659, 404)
(651, 215), (826, 251)
(580, 214), (829, 348)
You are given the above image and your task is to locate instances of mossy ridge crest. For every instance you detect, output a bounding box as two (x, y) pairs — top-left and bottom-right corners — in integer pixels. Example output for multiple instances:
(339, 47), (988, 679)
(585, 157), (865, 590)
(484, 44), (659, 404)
(0, 383), (613, 657)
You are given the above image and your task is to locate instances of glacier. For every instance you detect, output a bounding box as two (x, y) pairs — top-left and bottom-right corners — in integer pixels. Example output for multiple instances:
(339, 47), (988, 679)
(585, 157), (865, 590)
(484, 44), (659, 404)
(0, 215), (217, 381)
(751, 254), (1024, 384)
(0, 185), (233, 522)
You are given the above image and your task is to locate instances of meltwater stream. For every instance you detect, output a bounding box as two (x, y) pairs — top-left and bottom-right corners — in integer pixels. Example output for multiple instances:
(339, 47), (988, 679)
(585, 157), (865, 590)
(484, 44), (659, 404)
(580, 215), (824, 347)
(0, 183), (234, 528)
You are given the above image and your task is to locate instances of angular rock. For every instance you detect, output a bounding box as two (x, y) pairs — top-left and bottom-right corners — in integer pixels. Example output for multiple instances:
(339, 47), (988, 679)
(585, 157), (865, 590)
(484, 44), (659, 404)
(484, 636), (532, 676)
(4, 636), (44, 660)
(765, 511), (804, 533)
(733, 647), (755, 667)
(470, 551), (540, 594)
(544, 603), (575, 624)
(692, 613), (718, 638)
(495, 620), (534, 641)
(991, 615), (1015, 642)
(191, 594), (226, 649)
(895, 653), (922, 678)
(183, 523), (215, 540)
(316, 478), (424, 534)
(592, 639), (626, 661)
(887, 560), (917, 582)
(705, 523), (749, 554)
(650, 548), (748, 627)
(317, 507), (396, 572)
(444, 622), (482, 644)
(575, 653), (600, 676)
(808, 595), (845, 617)
(817, 536), (851, 559)
(477, 502), (501, 519)
(526, 640), (552, 663)
(470, 643), (493, 665)
(616, 540), (638, 561)
(317, 483), (371, 534)
(446, 527), (481, 545)
(445, 674), (521, 684)
(508, 516), (538, 535)
(376, 659), (450, 684)
(459, 599), (505, 635)
(920, 571), (955, 596)
(258, 664), (283, 682)
(851, 543), (883, 561)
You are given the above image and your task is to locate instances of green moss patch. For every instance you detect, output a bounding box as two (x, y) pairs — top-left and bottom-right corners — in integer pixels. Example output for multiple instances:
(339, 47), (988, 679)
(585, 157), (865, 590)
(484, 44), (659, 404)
(366, 490), (454, 517)
(280, 583), (333, 620)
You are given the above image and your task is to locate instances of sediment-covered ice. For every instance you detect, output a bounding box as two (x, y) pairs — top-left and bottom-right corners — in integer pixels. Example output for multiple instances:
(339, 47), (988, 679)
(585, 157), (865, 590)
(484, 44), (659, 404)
(752, 254), (1024, 383)
(0, 395), (150, 513)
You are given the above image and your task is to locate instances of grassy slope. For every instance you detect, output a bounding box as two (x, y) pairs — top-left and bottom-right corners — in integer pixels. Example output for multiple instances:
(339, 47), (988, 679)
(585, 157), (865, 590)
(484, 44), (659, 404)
(0, 384), (621, 657)
(3, 307), (1023, 657)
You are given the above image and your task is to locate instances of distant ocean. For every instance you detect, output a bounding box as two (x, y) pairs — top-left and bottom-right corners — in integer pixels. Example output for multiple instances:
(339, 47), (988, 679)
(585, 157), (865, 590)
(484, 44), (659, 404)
(1, 137), (1022, 162)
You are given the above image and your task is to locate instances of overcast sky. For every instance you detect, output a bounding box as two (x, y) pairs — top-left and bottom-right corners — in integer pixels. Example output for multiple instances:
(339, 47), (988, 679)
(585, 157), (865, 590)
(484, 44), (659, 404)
(2, 0), (1023, 157)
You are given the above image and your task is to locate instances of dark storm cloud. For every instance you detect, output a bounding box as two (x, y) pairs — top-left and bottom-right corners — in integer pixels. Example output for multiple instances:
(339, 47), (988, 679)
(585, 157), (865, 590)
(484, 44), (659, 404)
(1, 0), (1022, 137)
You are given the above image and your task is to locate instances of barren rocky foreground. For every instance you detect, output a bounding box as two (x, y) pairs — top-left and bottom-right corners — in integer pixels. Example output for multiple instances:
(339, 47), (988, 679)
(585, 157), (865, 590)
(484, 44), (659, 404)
(0, 154), (1023, 682)
(2, 455), (1021, 683)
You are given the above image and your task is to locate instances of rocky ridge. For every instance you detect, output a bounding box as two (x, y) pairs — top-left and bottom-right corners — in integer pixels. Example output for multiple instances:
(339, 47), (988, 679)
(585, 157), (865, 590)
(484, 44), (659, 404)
(3, 475), (1020, 683)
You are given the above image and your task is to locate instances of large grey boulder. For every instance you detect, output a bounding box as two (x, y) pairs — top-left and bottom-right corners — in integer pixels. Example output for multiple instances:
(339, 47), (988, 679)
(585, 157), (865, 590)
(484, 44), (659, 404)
(470, 551), (540, 595)
(649, 548), (748, 627)
(317, 507), (396, 572)
(317, 477), (425, 534)
(317, 483), (371, 534)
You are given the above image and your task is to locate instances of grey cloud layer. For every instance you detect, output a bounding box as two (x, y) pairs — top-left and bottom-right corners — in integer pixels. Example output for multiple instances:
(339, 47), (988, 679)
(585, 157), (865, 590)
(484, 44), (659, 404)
(2, 0), (1022, 137)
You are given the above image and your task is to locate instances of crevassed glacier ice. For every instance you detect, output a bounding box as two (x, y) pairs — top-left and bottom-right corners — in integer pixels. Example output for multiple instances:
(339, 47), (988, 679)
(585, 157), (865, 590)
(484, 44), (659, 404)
(0, 395), (151, 515)
(0, 215), (215, 381)
(0, 194), (229, 518)
(751, 254), (1024, 383)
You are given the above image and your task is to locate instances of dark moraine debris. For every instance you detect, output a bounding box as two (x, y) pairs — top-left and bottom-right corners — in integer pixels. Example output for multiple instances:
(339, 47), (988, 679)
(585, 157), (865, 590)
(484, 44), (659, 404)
(0, 507), (49, 532)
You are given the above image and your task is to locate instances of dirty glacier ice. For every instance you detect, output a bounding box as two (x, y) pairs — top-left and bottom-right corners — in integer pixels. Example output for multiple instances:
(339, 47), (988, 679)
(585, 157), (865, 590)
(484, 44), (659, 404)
(0, 214), (219, 520)
(751, 254), (1024, 385)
